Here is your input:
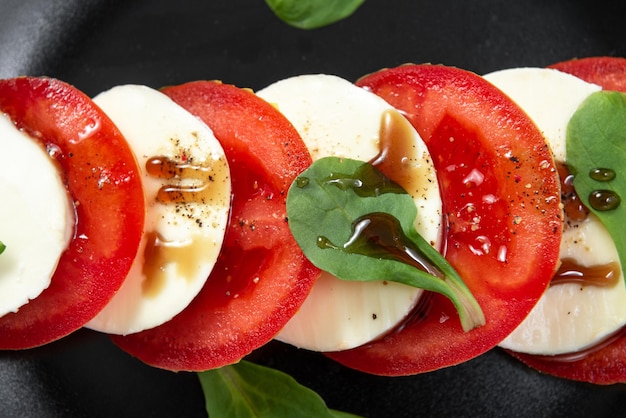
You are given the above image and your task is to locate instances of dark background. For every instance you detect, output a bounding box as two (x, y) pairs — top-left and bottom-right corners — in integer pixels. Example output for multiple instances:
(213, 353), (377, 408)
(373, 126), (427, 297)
(1, 0), (626, 416)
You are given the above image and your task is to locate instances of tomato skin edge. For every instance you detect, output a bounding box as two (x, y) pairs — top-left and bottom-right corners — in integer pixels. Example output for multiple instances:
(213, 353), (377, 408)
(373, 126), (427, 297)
(506, 335), (626, 385)
(0, 77), (145, 349)
(326, 64), (562, 376)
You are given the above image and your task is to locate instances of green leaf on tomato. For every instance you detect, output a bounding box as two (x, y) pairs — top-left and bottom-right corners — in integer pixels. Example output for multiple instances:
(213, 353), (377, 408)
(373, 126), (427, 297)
(286, 156), (485, 332)
(567, 90), (626, 283)
(264, 0), (365, 29)
(198, 360), (362, 418)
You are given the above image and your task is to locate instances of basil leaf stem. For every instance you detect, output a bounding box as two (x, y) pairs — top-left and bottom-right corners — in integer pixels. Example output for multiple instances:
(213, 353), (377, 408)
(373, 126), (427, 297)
(287, 156), (485, 332)
(198, 361), (362, 418)
(567, 90), (626, 283)
(265, 0), (365, 29)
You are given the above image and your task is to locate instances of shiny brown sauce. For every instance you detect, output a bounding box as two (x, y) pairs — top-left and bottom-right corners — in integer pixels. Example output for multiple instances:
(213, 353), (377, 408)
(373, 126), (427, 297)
(141, 231), (215, 297)
(552, 258), (621, 288)
(145, 155), (229, 205)
(140, 154), (229, 297)
(557, 162), (589, 224)
(370, 109), (433, 199)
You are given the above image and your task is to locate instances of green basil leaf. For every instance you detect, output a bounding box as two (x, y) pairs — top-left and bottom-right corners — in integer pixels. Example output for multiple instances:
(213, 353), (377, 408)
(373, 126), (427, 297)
(265, 0), (365, 29)
(0, 241), (5, 255)
(198, 360), (362, 418)
(567, 90), (626, 283)
(287, 156), (485, 331)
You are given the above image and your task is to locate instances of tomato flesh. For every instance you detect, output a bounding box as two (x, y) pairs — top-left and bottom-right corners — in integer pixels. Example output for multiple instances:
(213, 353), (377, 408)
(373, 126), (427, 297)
(509, 57), (626, 384)
(326, 65), (562, 375)
(111, 81), (319, 371)
(0, 77), (144, 349)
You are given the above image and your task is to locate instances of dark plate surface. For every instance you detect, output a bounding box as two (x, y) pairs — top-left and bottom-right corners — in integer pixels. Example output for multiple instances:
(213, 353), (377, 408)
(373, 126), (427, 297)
(2, 0), (626, 417)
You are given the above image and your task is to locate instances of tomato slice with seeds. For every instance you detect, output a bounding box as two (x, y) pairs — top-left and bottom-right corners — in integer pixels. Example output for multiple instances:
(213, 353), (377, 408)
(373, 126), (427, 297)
(0, 77), (144, 349)
(111, 81), (319, 371)
(326, 65), (562, 375)
(508, 57), (626, 385)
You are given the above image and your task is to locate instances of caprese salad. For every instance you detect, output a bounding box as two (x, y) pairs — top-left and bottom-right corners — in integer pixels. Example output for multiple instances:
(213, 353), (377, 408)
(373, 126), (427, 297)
(0, 56), (625, 390)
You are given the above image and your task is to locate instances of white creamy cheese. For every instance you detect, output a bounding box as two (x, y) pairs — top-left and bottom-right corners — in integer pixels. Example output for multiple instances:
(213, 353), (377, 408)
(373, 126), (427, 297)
(484, 67), (626, 355)
(257, 74), (442, 351)
(86, 85), (231, 335)
(0, 113), (73, 317)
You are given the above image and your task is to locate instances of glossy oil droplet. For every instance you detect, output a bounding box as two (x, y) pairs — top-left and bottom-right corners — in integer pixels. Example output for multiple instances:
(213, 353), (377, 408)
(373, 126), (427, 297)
(296, 177), (310, 188)
(589, 167), (616, 182)
(74, 118), (101, 143)
(46, 143), (62, 158)
(589, 189), (621, 211)
(317, 235), (339, 250)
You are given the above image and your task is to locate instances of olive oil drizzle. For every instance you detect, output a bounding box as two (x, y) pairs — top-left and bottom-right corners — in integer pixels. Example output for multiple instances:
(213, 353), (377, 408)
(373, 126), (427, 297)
(369, 109), (427, 196)
(321, 165), (405, 197)
(558, 162), (589, 223)
(145, 155), (219, 204)
(316, 110), (444, 287)
(140, 155), (228, 297)
(552, 258), (620, 288)
(553, 162), (622, 288)
(318, 212), (442, 278)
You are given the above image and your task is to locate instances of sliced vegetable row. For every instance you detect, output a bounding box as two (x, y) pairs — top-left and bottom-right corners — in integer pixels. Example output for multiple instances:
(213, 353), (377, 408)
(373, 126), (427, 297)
(0, 56), (625, 386)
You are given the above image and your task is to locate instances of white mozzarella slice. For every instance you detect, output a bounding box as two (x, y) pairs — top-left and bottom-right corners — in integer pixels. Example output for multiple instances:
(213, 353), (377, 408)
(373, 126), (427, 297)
(484, 68), (600, 163)
(0, 113), (73, 317)
(485, 67), (626, 355)
(86, 85), (230, 335)
(257, 74), (442, 351)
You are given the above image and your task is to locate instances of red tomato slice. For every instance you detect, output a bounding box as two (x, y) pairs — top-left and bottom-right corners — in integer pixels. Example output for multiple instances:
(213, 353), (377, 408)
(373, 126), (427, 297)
(0, 77), (144, 349)
(111, 81), (319, 371)
(548, 56), (626, 93)
(508, 57), (626, 385)
(507, 334), (626, 385)
(326, 65), (562, 375)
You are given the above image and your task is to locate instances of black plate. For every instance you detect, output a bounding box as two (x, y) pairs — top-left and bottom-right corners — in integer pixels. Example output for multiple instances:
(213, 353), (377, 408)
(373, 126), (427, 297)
(2, 0), (626, 417)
